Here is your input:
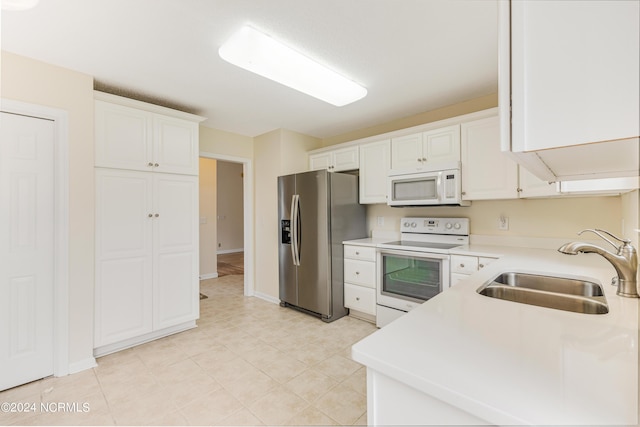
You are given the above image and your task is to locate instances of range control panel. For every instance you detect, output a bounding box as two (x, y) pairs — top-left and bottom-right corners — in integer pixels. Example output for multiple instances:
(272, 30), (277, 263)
(400, 217), (469, 236)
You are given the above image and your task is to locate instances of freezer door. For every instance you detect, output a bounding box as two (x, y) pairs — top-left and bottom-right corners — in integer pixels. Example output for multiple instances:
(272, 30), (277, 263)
(296, 170), (331, 317)
(278, 174), (297, 305)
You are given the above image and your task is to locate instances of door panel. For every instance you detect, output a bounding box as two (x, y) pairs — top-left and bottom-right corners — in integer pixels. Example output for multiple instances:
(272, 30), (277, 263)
(278, 175), (297, 304)
(94, 169), (153, 346)
(153, 116), (198, 175)
(154, 174), (199, 329)
(296, 171), (330, 316)
(0, 112), (55, 391)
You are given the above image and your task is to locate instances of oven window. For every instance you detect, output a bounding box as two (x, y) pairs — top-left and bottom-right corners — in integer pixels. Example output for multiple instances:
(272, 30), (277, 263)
(392, 177), (437, 201)
(381, 253), (442, 301)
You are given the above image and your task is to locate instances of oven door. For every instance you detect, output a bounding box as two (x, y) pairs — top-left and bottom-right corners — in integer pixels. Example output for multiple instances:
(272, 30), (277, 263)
(377, 249), (450, 312)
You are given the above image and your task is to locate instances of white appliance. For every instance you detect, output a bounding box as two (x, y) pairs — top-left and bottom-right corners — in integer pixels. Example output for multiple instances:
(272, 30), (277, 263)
(387, 161), (470, 207)
(376, 217), (469, 327)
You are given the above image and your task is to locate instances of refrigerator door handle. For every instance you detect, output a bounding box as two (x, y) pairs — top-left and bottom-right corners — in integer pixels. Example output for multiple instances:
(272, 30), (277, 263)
(291, 194), (301, 266)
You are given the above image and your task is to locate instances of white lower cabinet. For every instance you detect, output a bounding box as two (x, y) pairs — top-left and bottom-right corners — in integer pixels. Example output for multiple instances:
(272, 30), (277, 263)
(95, 168), (199, 354)
(343, 244), (377, 319)
(450, 255), (497, 286)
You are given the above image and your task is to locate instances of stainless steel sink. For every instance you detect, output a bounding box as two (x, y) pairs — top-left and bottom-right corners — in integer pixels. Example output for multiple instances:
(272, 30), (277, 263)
(477, 272), (609, 314)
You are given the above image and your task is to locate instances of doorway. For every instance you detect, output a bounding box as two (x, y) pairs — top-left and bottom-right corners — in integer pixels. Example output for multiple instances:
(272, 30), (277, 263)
(199, 153), (253, 296)
(0, 101), (69, 390)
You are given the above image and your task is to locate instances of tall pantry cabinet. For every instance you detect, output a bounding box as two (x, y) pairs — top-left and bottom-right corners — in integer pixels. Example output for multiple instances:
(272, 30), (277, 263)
(93, 92), (205, 356)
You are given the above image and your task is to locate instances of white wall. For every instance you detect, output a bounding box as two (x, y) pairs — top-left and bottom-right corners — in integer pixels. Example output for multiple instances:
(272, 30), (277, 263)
(217, 161), (244, 252)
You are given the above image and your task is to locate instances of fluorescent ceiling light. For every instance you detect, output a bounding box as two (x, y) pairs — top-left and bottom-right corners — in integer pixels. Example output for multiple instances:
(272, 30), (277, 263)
(1, 0), (39, 10)
(219, 25), (367, 107)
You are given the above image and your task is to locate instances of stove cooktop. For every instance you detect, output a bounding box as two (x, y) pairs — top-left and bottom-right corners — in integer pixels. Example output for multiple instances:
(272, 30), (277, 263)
(380, 240), (463, 250)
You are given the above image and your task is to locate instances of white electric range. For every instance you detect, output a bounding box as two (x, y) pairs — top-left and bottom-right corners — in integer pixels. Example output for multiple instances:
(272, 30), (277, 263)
(376, 217), (469, 327)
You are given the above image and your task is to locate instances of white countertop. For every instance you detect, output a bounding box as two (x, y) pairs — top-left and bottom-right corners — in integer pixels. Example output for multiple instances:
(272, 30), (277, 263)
(351, 244), (639, 425)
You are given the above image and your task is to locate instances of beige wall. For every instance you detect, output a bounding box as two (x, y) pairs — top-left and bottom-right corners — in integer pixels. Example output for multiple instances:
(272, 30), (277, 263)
(199, 126), (253, 159)
(253, 129), (321, 300)
(199, 158), (217, 277)
(321, 93), (498, 147)
(621, 190), (639, 250)
(217, 161), (244, 252)
(367, 196), (624, 241)
(1, 51), (95, 367)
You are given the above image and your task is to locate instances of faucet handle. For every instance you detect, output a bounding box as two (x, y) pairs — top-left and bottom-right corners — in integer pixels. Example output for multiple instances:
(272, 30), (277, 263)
(578, 228), (631, 250)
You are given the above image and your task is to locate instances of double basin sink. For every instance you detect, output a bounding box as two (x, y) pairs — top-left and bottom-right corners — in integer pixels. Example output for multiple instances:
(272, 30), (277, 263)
(477, 272), (609, 314)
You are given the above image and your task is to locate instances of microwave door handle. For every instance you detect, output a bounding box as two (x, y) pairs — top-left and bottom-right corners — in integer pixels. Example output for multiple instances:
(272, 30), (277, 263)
(436, 172), (443, 203)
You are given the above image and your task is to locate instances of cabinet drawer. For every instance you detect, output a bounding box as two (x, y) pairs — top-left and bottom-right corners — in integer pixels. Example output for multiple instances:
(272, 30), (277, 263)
(344, 259), (376, 287)
(451, 255), (478, 275)
(344, 245), (376, 261)
(478, 257), (497, 270)
(344, 284), (376, 315)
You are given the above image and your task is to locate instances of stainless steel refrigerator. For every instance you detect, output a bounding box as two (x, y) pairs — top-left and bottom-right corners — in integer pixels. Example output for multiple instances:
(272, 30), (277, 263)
(278, 169), (366, 322)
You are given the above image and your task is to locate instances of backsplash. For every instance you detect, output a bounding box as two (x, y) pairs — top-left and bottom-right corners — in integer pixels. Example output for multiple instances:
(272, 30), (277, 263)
(366, 195), (624, 240)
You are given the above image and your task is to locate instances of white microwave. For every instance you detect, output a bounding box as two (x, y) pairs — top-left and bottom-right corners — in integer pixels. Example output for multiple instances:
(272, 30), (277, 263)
(387, 163), (470, 207)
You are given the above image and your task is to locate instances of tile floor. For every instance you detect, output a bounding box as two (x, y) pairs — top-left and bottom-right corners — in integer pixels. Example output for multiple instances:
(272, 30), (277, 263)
(1, 274), (377, 426)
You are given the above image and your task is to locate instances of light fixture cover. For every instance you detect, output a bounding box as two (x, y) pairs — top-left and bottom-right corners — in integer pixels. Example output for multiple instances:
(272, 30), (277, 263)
(1, 0), (39, 10)
(219, 25), (367, 107)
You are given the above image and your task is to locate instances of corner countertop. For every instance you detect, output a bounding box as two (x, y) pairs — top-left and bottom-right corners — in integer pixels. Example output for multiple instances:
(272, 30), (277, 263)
(351, 245), (639, 425)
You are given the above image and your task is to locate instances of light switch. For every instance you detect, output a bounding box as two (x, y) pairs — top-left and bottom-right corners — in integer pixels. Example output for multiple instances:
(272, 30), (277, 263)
(200, 217), (207, 224)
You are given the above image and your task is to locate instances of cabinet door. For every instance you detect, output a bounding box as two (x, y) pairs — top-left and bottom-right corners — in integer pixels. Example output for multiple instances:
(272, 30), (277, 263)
(153, 174), (199, 330)
(95, 169), (153, 347)
(519, 167), (558, 198)
(423, 125), (460, 164)
(309, 152), (332, 171)
(391, 133), (423, 170)
(153, 115), (199, 175)
(461, 116), (519, 200)
(511, 1), (639, 151)
(332, 146), (359, 171)
(95, 101), (153, 172)
(359, 139), (391, 204)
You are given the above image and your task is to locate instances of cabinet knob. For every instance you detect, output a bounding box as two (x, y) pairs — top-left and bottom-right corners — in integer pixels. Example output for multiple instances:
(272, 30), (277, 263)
(155, 213), (159, 218)
(147, 162), (154, 167)
(148, 213), (153, 218)
(422, 157), (427, 162)
(461, 191), (466, 196)
(154, 163), (159, 167)
(355, 271), (360, 275)
(517, 188), (523, 192)
(460, 264), (465, 268)
(479, 264), (485, 269)
(356, 297), (360, 301)
(417, 158), (422, 162)
(355, 251), (360, 255)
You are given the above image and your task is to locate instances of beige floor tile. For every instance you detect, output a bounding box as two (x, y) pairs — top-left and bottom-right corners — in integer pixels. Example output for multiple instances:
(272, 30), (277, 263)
(353, 411), (368, 426)
(341, 366), (367, 396)
(285, 369), (339, 403)
(314, 354), (363, 382)
(248, 386), (308, 426)
(147, 409), (189, 426)
(108, 388), (177, 425)
(260, 354), (308, 384)
(314, 384), (367, 425)
(286, 405), (339, 426)
(215, 407), (264, 426)
(190, 344), (237, 368)
(180, 388), (243, 426)
(221, 367), (278, 406)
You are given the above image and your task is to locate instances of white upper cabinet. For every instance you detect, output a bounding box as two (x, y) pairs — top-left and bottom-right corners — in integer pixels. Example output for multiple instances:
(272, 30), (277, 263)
(391, 125), (460, 170)
(95, 93), (205, 175)
(499, 1), (640, 181)
(461, 116), (519, 200)
(309, 145), (359, 172)
(359, 139), (391, 204)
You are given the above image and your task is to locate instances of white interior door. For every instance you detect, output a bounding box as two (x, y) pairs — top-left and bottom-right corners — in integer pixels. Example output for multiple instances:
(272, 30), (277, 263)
(0, 112), (55, 391)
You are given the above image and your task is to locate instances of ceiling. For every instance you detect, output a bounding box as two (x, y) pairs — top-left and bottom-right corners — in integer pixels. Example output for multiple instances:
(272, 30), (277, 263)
(1, 0), (498, 139)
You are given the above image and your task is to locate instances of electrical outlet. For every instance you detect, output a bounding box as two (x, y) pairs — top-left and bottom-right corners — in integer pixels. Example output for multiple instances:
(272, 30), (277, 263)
(377, 216), (385, 226)
(498, 216), (509, 231)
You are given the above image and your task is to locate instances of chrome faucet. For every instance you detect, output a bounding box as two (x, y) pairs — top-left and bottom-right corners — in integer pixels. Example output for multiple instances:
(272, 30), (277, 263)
(558, 229), (639, 298)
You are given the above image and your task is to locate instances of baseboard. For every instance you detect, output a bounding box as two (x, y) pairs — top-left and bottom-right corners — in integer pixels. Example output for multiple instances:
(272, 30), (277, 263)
(67, 357), (97, 375)
(93, 321), (197, 358)
(217, 248), (244, 255)
(252, 291), (280, 305)
(199, 272), (219, 280)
